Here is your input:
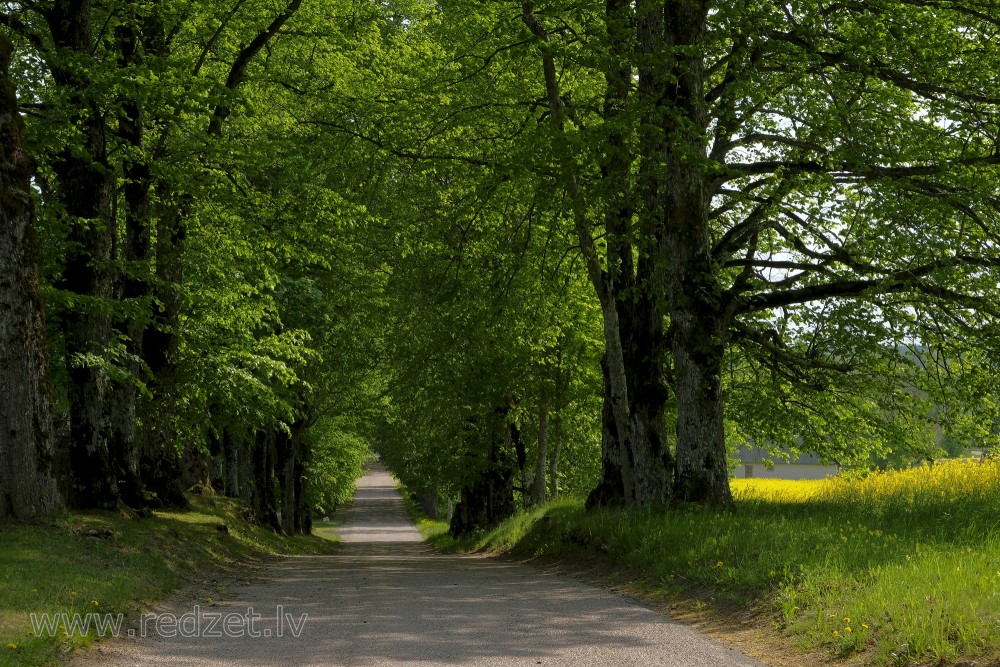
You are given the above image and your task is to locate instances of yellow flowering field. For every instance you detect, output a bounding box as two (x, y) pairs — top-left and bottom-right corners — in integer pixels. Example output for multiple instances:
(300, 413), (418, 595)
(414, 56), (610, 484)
(456, 459), (1000, 666)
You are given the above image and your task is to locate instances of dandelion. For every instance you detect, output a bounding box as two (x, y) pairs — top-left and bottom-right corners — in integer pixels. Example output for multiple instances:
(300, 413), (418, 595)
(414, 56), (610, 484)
(205, 598), (213, 604)
(70, 591), (77, 597)
(6, 643), (17, 650)
(31, 588), (38, 593)
(843, 617), (850, 623)
(862, 624), (869, 629)
(845, 627), (852, 634)
(716, 561), (724, 568)
(832, 630), (839, 637)
(90, 599), (99, 606)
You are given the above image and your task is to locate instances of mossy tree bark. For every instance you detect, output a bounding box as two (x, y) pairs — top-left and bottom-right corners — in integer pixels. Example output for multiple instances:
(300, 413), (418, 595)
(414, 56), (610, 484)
(0, 34), (63, 522)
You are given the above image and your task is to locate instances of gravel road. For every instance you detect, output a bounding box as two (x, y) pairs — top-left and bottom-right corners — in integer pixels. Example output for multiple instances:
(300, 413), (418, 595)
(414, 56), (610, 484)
(71, 467), (764, 666)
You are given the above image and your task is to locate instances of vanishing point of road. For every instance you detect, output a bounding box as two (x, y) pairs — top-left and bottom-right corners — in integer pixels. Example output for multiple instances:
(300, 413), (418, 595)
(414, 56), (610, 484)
(73, 466), (763, 666)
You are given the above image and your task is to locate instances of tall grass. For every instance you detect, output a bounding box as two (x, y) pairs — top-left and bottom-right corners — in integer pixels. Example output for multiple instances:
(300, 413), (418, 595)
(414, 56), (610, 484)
(432, 460), (1000, 666)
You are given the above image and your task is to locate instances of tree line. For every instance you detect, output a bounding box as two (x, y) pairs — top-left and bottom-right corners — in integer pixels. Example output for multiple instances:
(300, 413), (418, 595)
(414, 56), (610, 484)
(3, 0), (1000, 532)
(0, 0), (372, 525)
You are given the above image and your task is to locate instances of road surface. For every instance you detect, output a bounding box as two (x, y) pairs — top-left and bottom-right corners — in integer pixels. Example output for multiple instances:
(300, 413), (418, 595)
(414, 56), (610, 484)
(73, 466), (763, 666)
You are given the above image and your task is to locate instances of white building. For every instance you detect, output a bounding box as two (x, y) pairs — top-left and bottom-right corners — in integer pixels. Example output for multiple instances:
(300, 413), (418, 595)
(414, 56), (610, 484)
(732, 445), (839, 480)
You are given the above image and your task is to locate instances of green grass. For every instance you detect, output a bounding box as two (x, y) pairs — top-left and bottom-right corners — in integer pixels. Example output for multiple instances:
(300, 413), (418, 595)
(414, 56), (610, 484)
(412, 461), (1000, 667)
(0, 495), (337, 667)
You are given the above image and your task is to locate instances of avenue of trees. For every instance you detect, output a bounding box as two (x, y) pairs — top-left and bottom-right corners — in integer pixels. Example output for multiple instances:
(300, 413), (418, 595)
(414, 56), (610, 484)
(2, 0), (1000, 533)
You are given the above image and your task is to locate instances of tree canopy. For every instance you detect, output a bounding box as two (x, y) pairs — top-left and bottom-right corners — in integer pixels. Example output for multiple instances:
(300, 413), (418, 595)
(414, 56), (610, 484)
(2, 0), (999, 530)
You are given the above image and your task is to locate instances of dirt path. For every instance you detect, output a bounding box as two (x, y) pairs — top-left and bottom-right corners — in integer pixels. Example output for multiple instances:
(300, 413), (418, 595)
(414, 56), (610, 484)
(72, 467), (764, 666)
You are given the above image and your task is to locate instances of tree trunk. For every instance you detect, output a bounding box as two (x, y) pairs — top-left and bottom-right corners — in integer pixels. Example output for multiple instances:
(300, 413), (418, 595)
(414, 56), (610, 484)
(139, 192), (187, 507)
(522, 4), (635, 508)
(0, 35), (63, 521)
(106, 17), (158, 509)
(548, 411), (562, 499)
(48, 0), (120, 509)
(530, 389), (548, 506)
(547, 346), (563, 498)
(251, 430), (281, 531)
(449, 409), (516, 535)
(277, 421), (305, 535)
(238, 432), (254, 509)
(586, 355), (628, 509)
(293, 428), (309, 534)
(662, 0), (732, 506)
(627, 0), (676, 507)
(209, 431), (225, 492)
(223, 428), (241, 497)
(590, 0), (660, 507)
(180, 440), (211, 491)
(416, 490), (439, 519)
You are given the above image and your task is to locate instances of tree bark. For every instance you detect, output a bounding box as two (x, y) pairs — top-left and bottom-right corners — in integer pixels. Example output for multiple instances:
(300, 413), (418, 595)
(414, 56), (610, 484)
(547, 348), (563, 499)
(530, 389), (548, 506)
(277, 421), (305, 535)
(586, 355), (628, 508)
(294, 442), (309, 534)
(662, 0), (732, 505)
(139, 191), (187, 507)
(627, 0), (676, 507)
(223, 428), (241, 497)
(251, 430), (281, 531)
(47, 0), (120, 509)
(449, 408), (516, 535)
(522, 2), (636, 505)
(0, 34), (63, 521)
(106, 18), (153, 509)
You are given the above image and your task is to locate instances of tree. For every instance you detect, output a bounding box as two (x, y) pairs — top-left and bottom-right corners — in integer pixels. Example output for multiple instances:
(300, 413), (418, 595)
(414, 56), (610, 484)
(0, 33), (61, 522)
(513, 0), (1000, 505)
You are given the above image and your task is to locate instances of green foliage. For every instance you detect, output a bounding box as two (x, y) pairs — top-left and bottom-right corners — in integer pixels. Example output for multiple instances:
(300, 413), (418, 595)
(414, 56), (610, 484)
(306, 417), (371, 514)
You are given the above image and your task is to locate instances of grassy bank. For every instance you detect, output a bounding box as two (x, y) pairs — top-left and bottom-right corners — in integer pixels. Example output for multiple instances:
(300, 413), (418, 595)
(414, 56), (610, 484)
(0, 495), (336, 667)
(413, 460), (1000, 666)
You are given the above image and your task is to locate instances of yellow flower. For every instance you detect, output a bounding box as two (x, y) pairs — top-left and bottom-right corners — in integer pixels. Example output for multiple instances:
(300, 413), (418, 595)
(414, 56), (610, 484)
(862, 623), (869, 629)
(205, 598), (213, 604)
(716, 561), (724, 568)
(7, 643), (17, 650)
(832, 630), (839, 638)
(69, 591), (77, 597)
(843, 617), (850, 623)
(31, 588), (38, 593)
(90, 599), (99, 606)
(845, 627), (852, 634)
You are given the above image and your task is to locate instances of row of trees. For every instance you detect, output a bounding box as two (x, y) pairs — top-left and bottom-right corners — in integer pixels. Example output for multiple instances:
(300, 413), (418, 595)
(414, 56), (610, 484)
(363, 0), (1000, 529)
(4, 0), (1000, 531)
(0, 0), (375, 524)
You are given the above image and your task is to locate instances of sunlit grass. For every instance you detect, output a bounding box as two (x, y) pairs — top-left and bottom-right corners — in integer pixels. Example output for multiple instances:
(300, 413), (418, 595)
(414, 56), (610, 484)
(0, 495), (336, 667)
(422, 460), (1000, 666)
